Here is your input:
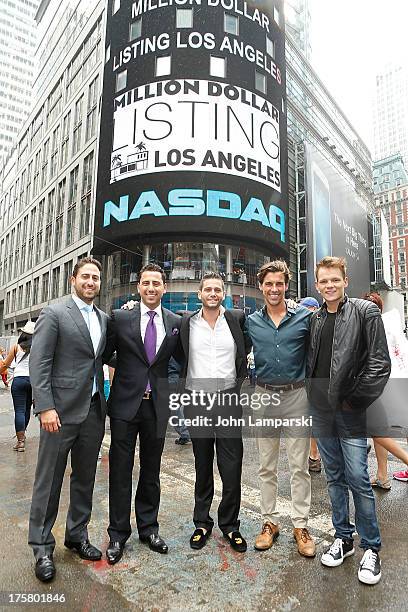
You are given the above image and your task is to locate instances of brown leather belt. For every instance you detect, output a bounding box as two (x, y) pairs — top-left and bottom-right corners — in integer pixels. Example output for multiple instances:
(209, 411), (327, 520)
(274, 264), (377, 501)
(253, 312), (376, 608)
(257, 380), (305, 392)
(143, 391), (152, 400)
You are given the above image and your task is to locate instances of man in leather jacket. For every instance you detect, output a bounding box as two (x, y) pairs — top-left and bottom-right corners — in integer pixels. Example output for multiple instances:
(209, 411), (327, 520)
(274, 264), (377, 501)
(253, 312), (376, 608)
(306, 256), (390, 586)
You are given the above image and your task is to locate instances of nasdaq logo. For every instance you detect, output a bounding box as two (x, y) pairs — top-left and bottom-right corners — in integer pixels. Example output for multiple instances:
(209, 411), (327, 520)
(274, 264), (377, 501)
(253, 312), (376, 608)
(103, 188), (285, 243)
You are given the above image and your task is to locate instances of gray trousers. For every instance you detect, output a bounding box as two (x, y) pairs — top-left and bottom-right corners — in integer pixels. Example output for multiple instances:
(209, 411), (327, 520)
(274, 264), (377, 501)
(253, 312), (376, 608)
(28, 397), (104, 560)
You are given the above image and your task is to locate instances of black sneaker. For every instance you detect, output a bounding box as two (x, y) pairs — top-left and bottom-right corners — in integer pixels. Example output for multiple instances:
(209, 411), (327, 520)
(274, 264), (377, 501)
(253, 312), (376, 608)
(321, 537), (355, 567)
(358, 549), (381, 585)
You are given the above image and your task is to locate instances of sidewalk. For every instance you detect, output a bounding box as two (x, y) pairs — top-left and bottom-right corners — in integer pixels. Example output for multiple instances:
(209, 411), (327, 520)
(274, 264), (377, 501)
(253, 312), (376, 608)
(0, 387), (407, 611)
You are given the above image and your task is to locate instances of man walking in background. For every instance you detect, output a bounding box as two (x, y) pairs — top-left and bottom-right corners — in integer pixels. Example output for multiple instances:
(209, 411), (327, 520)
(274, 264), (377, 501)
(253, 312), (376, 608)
(29, 257), (108, 582)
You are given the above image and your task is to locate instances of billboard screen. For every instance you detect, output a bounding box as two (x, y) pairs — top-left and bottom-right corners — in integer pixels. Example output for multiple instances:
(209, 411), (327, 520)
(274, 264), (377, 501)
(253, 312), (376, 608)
(305, 144), (370, 297)
(94, 0), (288, 256)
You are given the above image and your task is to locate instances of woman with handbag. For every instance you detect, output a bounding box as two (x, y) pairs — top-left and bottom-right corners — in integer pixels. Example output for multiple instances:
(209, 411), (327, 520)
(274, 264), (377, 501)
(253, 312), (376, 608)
(0, 321), (35, 451)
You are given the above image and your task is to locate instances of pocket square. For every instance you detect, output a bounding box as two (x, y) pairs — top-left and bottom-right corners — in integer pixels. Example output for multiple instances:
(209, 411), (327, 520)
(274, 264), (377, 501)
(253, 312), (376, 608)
(172, 328), (179, 336)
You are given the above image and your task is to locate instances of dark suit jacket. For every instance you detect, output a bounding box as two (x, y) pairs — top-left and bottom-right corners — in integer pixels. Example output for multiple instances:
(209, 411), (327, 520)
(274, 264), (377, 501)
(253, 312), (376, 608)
(30, 297), (108, 424)
(179, 308), (251, 388)
(104, 304), (182, 422)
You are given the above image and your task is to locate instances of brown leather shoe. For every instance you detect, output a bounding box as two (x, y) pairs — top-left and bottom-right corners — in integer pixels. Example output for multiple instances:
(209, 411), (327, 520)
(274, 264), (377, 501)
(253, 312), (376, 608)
(293, 527), (316, 557)
(254, 522), (280, 550)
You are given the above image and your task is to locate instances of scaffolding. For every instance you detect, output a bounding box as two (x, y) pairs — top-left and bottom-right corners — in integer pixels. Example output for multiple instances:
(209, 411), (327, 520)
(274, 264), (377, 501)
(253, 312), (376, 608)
(294, 141), (307, 298)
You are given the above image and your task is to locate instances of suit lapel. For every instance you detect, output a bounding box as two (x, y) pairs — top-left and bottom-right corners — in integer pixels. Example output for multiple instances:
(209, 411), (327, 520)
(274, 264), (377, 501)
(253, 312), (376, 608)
(130, 303), (149, 364)
(225, 310), (245, 357)
(66, 297), (94, 354)
(151, 307), (171, 365)
(94, 307), (107, 357)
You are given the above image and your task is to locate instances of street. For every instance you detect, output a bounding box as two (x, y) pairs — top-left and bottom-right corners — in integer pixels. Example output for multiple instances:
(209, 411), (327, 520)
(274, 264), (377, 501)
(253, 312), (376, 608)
(0, 385), (407, 612)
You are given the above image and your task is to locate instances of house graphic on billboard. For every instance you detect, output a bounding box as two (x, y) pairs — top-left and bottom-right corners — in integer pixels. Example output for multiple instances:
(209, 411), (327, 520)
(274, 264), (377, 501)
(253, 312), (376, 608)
(111, 142), (149, 182)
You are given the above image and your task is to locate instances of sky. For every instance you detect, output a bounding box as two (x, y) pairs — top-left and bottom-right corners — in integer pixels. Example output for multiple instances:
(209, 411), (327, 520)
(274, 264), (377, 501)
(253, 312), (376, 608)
(308, 0), (408, 152)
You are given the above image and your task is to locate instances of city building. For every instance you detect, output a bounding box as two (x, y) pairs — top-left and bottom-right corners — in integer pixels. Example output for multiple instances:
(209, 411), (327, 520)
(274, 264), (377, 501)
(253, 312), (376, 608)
(373, 153), (408, 326)
(0, 0), (39, 163)
(372, 63), (408, 170)
(0, 0), (375, 335)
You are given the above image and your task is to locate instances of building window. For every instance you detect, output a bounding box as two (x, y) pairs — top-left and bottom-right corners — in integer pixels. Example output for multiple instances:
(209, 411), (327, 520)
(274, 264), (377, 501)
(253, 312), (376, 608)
(255, 71), (266, 94)
(25, 281), (32, 308)
(72, 96), (83, 155)
(266, 36), (275, 58)
(105, 45), (111, 63)
(86, 75), (99, 141)
(116, 69), (127, 92)
(17, 285), (23, 311)
(33, 277), (39, 305)
(155, 56), (171, 77)
(273, 6), (280, 26)
(210, 56), (226, 79)
(42, 272), (49, 303)
(399, 239), (405, 248)
(112, 0), (120, 15)
(64, 261), (73, 295)
(177, 8), (193, 28)
(129, 17), (142, 40)
(69, 166), (79, 204)
(41, 139), (49, 189)
(51, 267), (60, 299)
(50, 126), (60, 178)
(61, 111), (71, 167)
(224, 13), (238, 35)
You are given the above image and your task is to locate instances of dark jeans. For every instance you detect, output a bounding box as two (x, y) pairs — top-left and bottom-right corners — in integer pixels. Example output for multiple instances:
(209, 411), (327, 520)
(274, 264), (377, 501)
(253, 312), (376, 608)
(313, 409), (381, 551)
(11, 376), (32, 433)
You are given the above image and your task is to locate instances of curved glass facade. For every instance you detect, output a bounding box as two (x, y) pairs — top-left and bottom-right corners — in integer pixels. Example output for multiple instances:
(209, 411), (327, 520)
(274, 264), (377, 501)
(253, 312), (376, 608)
(103, 242), (272, 314)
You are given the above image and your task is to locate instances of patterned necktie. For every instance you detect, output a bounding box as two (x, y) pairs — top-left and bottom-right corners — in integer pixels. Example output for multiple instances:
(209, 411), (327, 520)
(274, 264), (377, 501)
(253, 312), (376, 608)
(144, 311), (157, 363)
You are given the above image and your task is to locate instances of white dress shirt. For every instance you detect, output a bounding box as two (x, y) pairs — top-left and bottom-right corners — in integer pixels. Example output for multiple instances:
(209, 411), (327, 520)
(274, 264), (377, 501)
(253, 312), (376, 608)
(72, 293), (101, 394)
(140, 302), (166, 354)
(186, 306), (237, 391)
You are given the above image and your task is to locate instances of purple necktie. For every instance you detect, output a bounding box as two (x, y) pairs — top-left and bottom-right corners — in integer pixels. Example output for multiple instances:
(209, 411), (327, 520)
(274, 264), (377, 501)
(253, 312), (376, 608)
(144, 311), (157, 391)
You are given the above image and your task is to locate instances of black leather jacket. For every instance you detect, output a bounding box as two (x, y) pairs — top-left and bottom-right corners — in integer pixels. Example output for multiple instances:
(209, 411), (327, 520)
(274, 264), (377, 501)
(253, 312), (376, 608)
(306, 296), (391, 410)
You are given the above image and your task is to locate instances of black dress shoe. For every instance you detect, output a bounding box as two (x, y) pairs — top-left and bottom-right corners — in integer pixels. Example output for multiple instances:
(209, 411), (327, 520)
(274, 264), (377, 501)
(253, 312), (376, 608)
(106, 541), (125, 565)
(140, 533), (168, 554)
(190, 528), (212, 550)
(64, 539), (102, 561)
(224, 531), (247, 553)
(35, 556), (55, 582)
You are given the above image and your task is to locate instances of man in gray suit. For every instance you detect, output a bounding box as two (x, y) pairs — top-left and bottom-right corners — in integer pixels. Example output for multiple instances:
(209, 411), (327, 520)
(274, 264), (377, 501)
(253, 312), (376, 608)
(28, 257), (108, 582)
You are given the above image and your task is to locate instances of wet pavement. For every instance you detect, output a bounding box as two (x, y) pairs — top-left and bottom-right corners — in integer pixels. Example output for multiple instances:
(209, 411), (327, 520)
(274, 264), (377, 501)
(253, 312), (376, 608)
(0, 383), (407, 612)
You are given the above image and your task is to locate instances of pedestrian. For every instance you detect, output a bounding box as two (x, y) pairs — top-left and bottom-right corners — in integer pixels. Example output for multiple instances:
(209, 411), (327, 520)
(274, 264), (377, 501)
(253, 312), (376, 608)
(178, 272), (251, 552)
(362, 292), (408, 488)
(28, 257), (108, 582)
(103, 263), (182, 565)
(0, 322), (35, 451)
(247, 350), (256, 387)
(0, 345), (9, 388)
(299, 297), (322, 474)
(307, 256), (391, 585)
(246, 261), (316, 558)
(168, 356), (191, 445)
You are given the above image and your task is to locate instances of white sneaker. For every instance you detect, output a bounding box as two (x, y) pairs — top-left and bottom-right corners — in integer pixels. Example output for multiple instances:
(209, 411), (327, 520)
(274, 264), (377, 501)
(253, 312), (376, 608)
(321, 537), (355, 567)
(358, 549), (381, 585)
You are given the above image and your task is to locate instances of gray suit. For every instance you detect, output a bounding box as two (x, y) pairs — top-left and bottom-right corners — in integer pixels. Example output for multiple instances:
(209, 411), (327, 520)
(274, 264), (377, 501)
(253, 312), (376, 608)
(28, 296), (108, 559)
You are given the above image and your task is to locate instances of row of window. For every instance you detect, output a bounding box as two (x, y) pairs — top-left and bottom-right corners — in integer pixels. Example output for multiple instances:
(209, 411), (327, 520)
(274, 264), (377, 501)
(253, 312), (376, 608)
(116, 54), (271, 96)
(4, 251), (89, 317)
(0, 75), (99, 235)
(0, 152), (94, 289)
(14, 18), (102, 173)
